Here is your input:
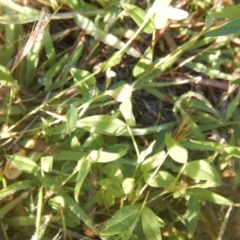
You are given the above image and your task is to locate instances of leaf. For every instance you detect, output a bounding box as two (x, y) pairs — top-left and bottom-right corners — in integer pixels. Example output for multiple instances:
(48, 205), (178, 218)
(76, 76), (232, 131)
(233, 78), (240, 84)
(188, 188), (232, 205)
(74, 12), (141, 58)
(144, 171), (175, 188)
(224, 146), (240, 158)
(183, 160), (222, 187)
(90, 144), (128, 163)
(76, 115), (126, 136)
(185, 61), (232, 81)
(41, 156), (53, 173)
(106, 84), (133, 102)
(140, 150), (166, 172)
(6, 155), (40, 174)
(53, 151), (87, 161)
(0, 180), (33, 201)
(38, 174), (97, 232)
(98, 178), (124, 199)
(66, 104), (78, 135)
(209, 4), (240, 20)
(74, 159), (91, 202)
(121, 3), (155, 34)
(0, 191), (30, 218)
(187, 195), (200, 238)
(120, 100), (136, 126)
(141, 207), (162, 240)
(133, 47), (153, 78)
(100, 205), (139, 236)
(137, 140), (156, 164)
(0, 65), (14, 85)
(104, 191), (115, 206)
(70, 68), (96, 96)
(165, 134), (188, 163)
(205, 18), (240, 37)
(225, 91), (240, 121)
(122, 178), (135, 195)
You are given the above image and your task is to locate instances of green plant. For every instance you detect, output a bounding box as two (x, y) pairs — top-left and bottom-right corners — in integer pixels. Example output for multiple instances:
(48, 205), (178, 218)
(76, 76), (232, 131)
(0, 0), (240, 239)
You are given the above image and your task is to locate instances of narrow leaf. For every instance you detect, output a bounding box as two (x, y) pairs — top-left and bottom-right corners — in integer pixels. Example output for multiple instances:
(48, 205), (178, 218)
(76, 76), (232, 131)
(187, 195), (200, 238)
(188, 188), (232, 205)
(121, 3), (154, 34)
(205, 18), (240, 37)
(6, 155), (40, 174)
(74, 159), (91, 202)
(66, 104), (78, 135)
(141, 207), (162, 240)
(90, 144), (128, 163)
(77, 115), (126, 136)
(75, 13), (141, 58)
(0, 180), (33, 201)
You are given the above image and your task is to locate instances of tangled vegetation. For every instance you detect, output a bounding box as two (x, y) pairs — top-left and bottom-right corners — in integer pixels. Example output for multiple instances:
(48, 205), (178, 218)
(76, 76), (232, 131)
(1, 0), (240, 239)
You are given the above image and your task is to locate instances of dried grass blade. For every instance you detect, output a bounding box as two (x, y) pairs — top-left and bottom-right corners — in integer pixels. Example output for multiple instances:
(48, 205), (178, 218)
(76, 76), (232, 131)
(11, 7), (50, 72)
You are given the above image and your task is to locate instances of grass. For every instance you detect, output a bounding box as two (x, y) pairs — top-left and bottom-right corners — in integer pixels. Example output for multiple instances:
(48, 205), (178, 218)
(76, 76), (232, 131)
(1, 0), (240, 239)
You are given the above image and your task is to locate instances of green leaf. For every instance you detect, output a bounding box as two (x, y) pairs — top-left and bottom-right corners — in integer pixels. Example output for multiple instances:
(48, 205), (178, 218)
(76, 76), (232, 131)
(77, 115), (126, 136)
(205, 18), (240, 37)
(120, 100), (136, 126)
(183, 160), (222, 187)
(70, 68), (96, 96)
(0, 191), (30, 218)
(0, 65), (14, 85)
(74, 12), (141, 58)
(48, 196), (66, 210)
(205, 15), (214, 30)
(90, 144), (128, 163)
(225, 91), (240, 121)
(144, 171), (175, 188)
(122, 178), (135, 195)
(121, 3), (154, 34)
(0, 180), (33, 201)
(98, 178), (124, 199)
(104, 191), (115, 206)
(41, 156), (53, 173)
(74, 159), (91, 202)
(140, 150), (166, 172)
(224, 146), (240, 158)
(233, 78), (240, 84)
(165, 134), (188, 163)
(141, 207), (162, 240)
(6, 155), (40, 174)
(53, 151), (87, 161)
(209, 4), (240, 19)
(106, 84), (133, 103)
(185, 61), (232, 81)
(187, 195), (200, 238)
(38, 174), (97, 232)
(100, 205), (139, 236)
(133, 47), (153, 78)
(66, 104), (78, 135)
(188, 188), (232, 205)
